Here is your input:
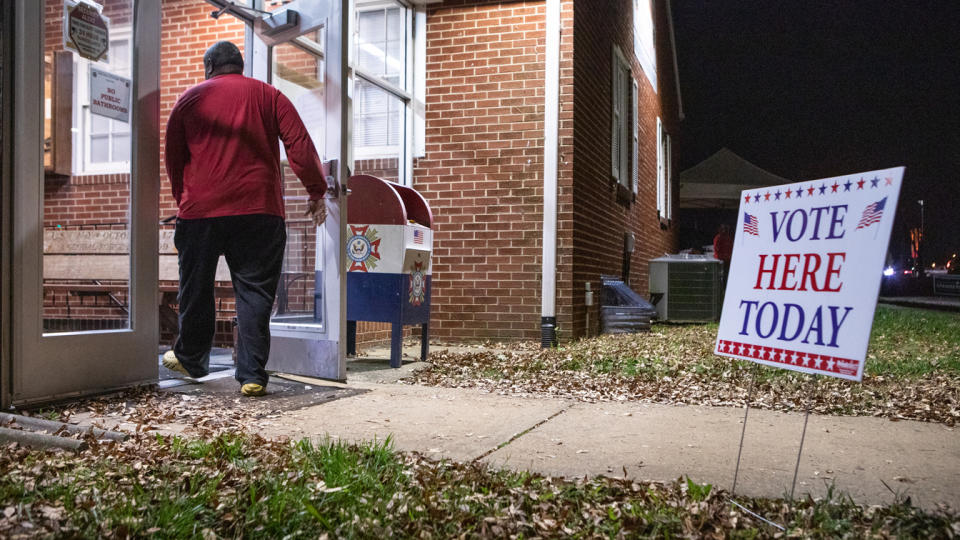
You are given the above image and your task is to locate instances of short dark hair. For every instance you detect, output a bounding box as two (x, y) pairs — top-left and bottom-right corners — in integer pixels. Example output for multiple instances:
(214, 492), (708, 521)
(203, 41), (244, 73)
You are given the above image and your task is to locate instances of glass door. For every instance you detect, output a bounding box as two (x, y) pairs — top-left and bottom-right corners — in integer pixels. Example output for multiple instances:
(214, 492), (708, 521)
(243, 0), (351, 381)
(9, 0), (159, 405)
(270, 36), (327, 331)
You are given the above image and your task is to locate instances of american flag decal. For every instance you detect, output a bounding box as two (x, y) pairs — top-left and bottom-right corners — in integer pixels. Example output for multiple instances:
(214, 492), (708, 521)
(413, 229), (424, 245)
(743, 213), (759, 236)
(856, 197), (887, 229)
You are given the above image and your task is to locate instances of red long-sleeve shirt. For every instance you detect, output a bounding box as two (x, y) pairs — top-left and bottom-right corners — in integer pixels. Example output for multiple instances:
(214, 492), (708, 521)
(165, 73), (326, 219)
(713, 232), (733, 262)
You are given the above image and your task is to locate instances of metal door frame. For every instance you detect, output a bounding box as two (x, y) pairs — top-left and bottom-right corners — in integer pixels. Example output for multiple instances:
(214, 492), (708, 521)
(7, 0), (160, 407)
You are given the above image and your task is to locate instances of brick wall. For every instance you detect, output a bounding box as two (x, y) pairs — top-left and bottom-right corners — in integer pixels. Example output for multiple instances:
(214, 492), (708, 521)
(414, 0), (550, 342)
(570, 0), (679, 338)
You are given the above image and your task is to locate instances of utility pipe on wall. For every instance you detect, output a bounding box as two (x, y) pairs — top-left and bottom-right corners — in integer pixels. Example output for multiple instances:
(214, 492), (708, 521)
(540, 0), (560, 347)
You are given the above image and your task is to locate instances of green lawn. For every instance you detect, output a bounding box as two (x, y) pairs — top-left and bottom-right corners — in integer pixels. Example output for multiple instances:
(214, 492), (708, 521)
(866, 305), (960, 376)
(1, 434), (955, 538)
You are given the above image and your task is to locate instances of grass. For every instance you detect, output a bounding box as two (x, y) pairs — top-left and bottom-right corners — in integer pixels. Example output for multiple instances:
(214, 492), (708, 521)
(866, 305), (960, 376)
(2, 434), (409, 538)
(1, 434), (956, 538)
(511, 305), (960, 382)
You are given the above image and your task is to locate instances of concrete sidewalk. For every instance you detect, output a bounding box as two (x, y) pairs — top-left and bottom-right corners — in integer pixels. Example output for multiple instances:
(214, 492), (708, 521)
(143, 343), (958, 511)
(257, 380), (959, 511)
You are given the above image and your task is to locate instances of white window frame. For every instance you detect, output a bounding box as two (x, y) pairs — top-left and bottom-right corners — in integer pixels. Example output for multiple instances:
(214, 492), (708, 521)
(611, 46), (634, 191)
(656, 117), (672, 220)
(665, 132), (672, 219)
(353, 0), (420, 186)
(633, 0), (657, 91)
(631, 79), (639, 194)
(73, 27), (132, 175)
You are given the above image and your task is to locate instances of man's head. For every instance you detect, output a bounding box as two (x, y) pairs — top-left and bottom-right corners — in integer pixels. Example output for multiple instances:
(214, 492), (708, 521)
(203, 41), (244, 79)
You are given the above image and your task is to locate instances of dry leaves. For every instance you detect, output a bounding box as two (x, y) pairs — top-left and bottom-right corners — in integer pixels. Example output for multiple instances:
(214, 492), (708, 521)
(408, 328), (960, 426)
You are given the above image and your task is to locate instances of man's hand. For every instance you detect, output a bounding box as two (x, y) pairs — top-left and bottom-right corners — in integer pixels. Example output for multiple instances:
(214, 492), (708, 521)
(306, 199), (327, 227)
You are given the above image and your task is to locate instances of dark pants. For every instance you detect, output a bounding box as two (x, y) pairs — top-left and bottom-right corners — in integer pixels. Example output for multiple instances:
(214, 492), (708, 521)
(173, 214), (286, 386)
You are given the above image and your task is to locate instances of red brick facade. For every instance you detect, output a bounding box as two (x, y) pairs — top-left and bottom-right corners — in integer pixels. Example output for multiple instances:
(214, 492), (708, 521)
(570, 0), (680, 338)
(419, 0), (677, 341)
(39, 0), (680, 347)
(415, 0), (556, 341)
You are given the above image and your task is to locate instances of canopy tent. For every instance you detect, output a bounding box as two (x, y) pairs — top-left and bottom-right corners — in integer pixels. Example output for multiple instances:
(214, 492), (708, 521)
(678, 148), (790, 209)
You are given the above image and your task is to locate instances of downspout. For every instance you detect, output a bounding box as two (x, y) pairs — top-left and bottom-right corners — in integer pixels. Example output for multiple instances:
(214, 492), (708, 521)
(540, 0), (560, 347)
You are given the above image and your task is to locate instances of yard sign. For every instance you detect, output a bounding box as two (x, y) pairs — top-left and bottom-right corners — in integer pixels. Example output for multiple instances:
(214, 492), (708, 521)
(714, 167), (904, 381)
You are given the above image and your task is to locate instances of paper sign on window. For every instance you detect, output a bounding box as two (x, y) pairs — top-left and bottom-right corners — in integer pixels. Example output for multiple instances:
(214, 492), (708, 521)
(89, 67), (130, 123)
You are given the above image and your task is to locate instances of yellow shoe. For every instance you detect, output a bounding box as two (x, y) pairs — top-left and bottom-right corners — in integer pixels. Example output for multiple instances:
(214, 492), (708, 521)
(241, 383), (266, 397)
(162, 350), (191, 376)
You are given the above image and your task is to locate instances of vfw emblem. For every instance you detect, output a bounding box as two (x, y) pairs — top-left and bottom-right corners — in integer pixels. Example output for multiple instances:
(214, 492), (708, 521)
(347, 225), (381, 272)
(409, 262), (425, 306)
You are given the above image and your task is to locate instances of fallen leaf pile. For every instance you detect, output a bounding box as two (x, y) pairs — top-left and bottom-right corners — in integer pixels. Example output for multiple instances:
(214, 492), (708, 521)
(407, 325), (960, 426)
(40, 386), (280, 438)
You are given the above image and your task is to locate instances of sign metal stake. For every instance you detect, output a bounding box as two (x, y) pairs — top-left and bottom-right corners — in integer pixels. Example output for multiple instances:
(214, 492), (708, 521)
(731, 362), (759, 496)
(790, 373), (819, 501)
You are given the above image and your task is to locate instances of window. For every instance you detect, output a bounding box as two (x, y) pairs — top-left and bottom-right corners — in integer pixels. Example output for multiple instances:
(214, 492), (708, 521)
(633, 0), (656, 91)
(656, 117), (673, 220)
(357, 7), (404, 85)
(272, 36), (326, 159)
(353, 2), (419, 185)
(73, 29), (132, 174)
(611, 46), (636, 193)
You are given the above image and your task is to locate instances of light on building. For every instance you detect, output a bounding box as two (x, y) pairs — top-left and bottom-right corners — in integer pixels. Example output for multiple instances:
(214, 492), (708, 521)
(883, 267), (895, 277)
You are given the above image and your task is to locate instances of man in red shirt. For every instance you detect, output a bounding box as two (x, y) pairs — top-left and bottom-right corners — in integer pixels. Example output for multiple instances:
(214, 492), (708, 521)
(713, 224), (733, 287)
(163, 41), (327, 397)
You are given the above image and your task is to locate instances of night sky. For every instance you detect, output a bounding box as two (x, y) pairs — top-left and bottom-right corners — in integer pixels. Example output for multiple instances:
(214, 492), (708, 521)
(671, 1), (960, 265)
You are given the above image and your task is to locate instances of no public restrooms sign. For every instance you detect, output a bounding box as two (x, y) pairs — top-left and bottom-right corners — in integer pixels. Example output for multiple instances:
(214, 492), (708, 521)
(715, 167), (904, 381)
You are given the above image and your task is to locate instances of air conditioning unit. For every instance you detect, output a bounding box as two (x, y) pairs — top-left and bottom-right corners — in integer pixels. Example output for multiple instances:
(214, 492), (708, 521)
(649, 255), (723, 322)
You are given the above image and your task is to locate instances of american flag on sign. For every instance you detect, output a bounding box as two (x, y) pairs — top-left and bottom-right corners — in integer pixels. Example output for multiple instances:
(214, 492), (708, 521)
(413, 229), (424, 245)
(856, 197), (887, 229)
(743, 213), (759, 236)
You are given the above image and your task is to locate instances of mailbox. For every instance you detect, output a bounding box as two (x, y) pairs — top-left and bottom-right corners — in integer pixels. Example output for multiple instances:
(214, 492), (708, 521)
(345, 175), (433, 367)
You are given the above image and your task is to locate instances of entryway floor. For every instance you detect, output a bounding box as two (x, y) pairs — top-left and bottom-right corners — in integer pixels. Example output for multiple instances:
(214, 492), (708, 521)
(157, 348), (363, 413)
